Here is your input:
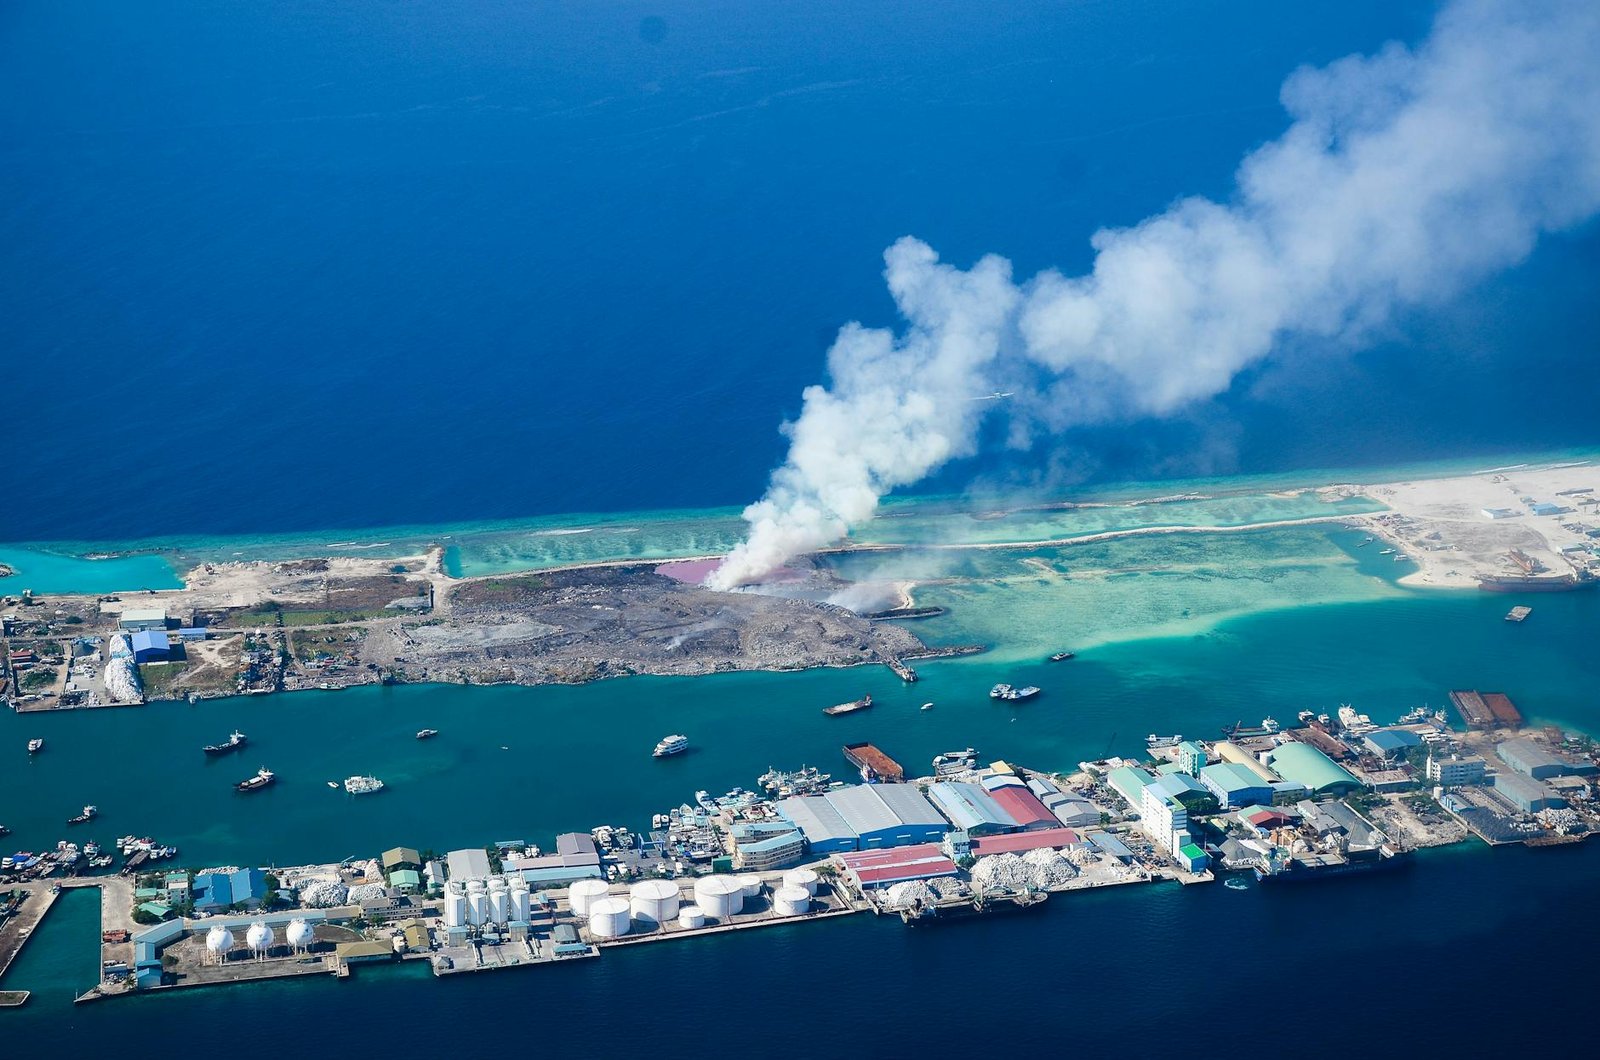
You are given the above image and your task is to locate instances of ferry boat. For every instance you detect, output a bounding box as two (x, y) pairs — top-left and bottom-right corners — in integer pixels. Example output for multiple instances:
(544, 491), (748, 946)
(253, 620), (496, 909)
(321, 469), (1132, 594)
(415, 728), (439, 739)
(822, 694), (873, 716)
(1048, 651), (1076, 662)
(27, 738), (43, 754)
(202, 730), (247, 755)
(932, 748), (979, 776)
(236, 768), (275, 793)
(990, 684), (1041, 701)
(1146, 733), (1183, 749)
(67, 805), (98, 825)
(653, 734), (689, 758)
(343, 774), (385, 795)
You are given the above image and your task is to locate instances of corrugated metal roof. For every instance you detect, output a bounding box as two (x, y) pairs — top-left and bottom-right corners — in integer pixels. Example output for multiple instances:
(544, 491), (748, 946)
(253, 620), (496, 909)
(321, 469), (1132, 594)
(927, 782), (1016, 831)
(1200, 762), (1273, 794)
(969, 828), (1080, 856)
(987, 785), (1057, 828)
(775, 794), (855, 845)
(1264, 743), (1361, 795)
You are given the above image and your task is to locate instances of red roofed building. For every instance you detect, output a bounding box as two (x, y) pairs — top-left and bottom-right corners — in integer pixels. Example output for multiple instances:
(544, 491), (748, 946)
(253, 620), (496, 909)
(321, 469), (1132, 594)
(834, 843), (959, 889)
(986, 786), (1058, 830)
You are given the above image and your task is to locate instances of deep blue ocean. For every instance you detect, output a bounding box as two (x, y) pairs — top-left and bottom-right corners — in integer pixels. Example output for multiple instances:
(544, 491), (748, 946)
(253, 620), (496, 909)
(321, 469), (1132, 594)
(5, 0), (1597, 544)
(6, 2), (1600, 1051)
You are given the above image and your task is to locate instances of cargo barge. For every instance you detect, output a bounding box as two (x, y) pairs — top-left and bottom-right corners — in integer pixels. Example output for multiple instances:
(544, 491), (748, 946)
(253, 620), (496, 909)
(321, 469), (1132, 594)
(843, 742), (904, 783)
(822, 695), (872, 717)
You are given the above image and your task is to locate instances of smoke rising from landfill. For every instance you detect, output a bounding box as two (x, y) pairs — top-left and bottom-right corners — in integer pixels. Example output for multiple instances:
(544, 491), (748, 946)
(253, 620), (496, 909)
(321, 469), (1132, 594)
(708, 0), (1600, 590)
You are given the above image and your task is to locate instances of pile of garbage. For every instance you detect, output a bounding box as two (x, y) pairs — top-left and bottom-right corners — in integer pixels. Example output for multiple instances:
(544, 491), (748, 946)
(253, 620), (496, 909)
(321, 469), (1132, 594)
(296, 879), (350, 908)
(881, 876), (965, 909)
(1022, 847), (1077, 888)
(972, 850), (1075, 891)
(346, 882), (388, 903)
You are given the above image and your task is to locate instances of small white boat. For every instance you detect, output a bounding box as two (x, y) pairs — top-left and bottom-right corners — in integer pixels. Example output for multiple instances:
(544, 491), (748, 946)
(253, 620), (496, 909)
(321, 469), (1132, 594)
(416, 728), (439, 739)
(327, 781), (339, 789)
(654, 734), (689, 758)
(27, 738), (43, 754)
(920, 702), (934, 711)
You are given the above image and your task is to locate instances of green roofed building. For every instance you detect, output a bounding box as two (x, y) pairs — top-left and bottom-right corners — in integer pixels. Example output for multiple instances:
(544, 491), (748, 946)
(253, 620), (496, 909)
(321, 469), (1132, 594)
(388, 868), (422, 894)
(1264, 742), (1362, 797)
(1177, 843), (1208, 872)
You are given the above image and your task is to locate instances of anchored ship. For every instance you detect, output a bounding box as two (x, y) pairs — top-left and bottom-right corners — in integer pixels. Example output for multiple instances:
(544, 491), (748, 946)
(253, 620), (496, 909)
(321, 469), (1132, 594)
(653, 734), (689, 758)
(822, 694), (873, 716)
(415, 728), (439, 739)
(236, 768), (275, 793)
(990, 684), (1041, 702)
(932, 748), (979, 776)
(1479, 572), (1597, 593)
(27, 738), (44, 754)
(1048, 651), (1076, 662)
(202, 730), (247, 755)
(67, 805), (98, 825)
(343, 774), (385, 795)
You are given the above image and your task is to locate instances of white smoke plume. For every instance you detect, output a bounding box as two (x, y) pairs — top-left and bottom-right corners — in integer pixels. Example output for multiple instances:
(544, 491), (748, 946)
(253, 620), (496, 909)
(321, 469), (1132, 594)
(708, 0), (1600, 590)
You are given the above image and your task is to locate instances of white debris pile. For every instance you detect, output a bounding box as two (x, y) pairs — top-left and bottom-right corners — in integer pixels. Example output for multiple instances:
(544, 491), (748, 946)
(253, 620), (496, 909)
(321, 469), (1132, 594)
(346, 883), (388, 903)
(297, 879), (350, 908)
(881, 876), (963, 909)
(197, 865), (242, 876)
(1022, 847), (1077, 888)
(972, 853), (1034, 890)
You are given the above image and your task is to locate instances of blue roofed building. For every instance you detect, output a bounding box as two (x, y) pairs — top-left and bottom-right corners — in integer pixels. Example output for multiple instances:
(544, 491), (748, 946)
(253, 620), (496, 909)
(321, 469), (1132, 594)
(775, 784), (949, 852)
(1363, 729), (1423, 759)
(1264, 743), (1362, 797)
(1200, 762), (1276, 809)
(775, 794), (859, 853)
(1106, 766), (1158, 812)
(926, 781), (1017, 836)
(130, 629), (171, 664)
(193, 867), (267, 913)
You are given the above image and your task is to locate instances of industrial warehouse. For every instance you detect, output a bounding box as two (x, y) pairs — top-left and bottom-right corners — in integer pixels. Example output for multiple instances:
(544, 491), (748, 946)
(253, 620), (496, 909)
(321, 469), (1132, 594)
(7, 694), (1600, 1005)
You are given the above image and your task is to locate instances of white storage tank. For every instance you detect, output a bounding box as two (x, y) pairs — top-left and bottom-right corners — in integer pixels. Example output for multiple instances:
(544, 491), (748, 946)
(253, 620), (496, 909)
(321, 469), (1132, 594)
(629, 879), (681, 926)
(444, 887), (467, 928)
(285, 918), (314, 950)
(677, 904), (708, 929)
(205, 925), (234, 959)
(488, 887), (510, 925)
(693, 875), (745, 920)
(774, 885), (811, 916)
(569, 879), (610, 917)
(782, 868), (819, 895)
(246, 921), (275, 955)
(467, 889), (488, 927)
(737, 874), (764, 899)
(587, 896), (632, 939)
(510, 886), (531, 923)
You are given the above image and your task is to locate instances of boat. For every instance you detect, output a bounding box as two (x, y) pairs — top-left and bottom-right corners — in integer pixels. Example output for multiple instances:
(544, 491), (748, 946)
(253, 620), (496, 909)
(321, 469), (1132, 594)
(327, 781), (339, 789)
(1504, 605), (1532, 622)
(1254, 846), (1409, 884)
(343, 774), (384, 795)
(1146, 734), (1183, 749)
(27, 738), (43, 754)
(920, 702), (934, 711)
(1048, 651), (1076, 662)
(202, 730), (247, 755)
(415, 728), (439, 739)
(84, 841), (100, 858)
(1357, 536), (1373, 547)
(1222, 717), (1281, 738)
(822, 694), (873, 716)
(1378, 548), (1395, 555)
(932, 748), (979, 776)
(990, 684), (1041, 701)
(236, 768), (275, 793)
(0, 825), (10, 838)
(653, 734), (689, 758)
(67, 805), (98, 825)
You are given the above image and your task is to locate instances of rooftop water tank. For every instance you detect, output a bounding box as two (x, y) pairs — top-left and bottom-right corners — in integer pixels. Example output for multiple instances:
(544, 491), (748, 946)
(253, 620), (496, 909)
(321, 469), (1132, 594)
(781, 868), (819, 895)
(677, 904), (707, 930)
(736, 874), (764, 899)
(569, 879), (610, 917)
(629, 879), (681, 927)
(587, 896), (632, 939)
(774, 885), (811, 916)
(693, 876), (744, 920)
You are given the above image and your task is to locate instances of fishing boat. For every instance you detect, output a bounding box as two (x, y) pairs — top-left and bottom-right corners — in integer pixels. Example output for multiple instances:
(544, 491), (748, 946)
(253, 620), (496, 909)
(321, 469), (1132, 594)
(822, 694), (872, 716)
(343, 774), (384, 795)
(1048, 651), (1076, 662)
(27, 738), (43, 754)
(67, 805), (98, 825)
(990, 684), (1041, 701)
(653, 734), (689, 758)
(202, 730), (247, 755)
(415, 728), (439, 739)
(236, 768), (275, 793)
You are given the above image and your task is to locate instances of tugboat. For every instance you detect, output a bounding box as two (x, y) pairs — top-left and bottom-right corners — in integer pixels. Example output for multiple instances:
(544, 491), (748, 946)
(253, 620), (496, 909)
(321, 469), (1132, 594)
(1048, 651), (1076, 662)
(67, 805), (98, 825)
(236, 768), (275, 793)
(653, 734), (689, 758)
(415, 728), (439, 740)
(27, 738), (44, 754)
(343, 775), (385, 795)
(990, 684), (1041, 702)
(202, 730), (248, 755)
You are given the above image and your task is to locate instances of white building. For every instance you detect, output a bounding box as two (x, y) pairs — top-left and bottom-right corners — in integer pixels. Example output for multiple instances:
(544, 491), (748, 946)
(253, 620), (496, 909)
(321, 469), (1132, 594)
(1139, 784), (1189, 854)
(1426, 754), (1487, 787)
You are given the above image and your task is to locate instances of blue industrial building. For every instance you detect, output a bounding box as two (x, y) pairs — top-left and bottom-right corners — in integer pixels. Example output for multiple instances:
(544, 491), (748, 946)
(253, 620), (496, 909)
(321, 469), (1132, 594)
(926, 781), (1017, 835)
(130, 629), (171, 664)
(1199, 762), (1276, 809)
(775, 783), (948, 852)
(1363, 729), (1422, 759)
(192, 867), (267, 913)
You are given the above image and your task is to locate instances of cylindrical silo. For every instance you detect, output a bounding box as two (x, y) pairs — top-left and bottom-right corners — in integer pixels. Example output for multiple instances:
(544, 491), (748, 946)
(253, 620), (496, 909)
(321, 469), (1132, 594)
(677, 904), (707, 929)
(693, 876), (744, 920)
(488, 887), (510, 925)
(467, 889), (488, 927)
(510, 886), (531, 922)
(774, 885), (811, 916)
(569, 879), (610, 917)
(444, 886), (467, 928)
(629, 879), (680, 926)
(781, 868), (819, 895)
(736, 873), (763, 899)
(587, 896), (632, 939)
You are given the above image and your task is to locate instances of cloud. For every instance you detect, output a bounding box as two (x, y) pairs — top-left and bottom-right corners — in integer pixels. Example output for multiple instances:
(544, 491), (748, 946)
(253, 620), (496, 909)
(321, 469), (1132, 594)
(707, 0), (1600, 589)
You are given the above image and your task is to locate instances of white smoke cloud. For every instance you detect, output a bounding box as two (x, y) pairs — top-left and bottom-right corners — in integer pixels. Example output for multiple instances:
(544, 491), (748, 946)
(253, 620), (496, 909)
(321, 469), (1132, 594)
(708, 0), (1600, 590)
